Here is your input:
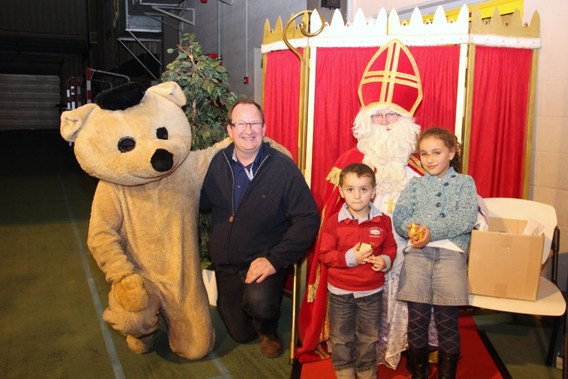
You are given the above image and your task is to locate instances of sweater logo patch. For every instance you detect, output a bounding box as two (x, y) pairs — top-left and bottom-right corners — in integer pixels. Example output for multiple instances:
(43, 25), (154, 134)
(369, 227), (382, 238)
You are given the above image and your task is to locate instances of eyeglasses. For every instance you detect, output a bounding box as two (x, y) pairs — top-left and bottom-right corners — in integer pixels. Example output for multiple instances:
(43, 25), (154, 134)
(370, 112), (399, 121)
(230, 121), (264, 131)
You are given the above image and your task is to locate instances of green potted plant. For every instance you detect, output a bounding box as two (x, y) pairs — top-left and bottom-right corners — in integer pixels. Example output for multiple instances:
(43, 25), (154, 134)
(162, 33), (237, 272)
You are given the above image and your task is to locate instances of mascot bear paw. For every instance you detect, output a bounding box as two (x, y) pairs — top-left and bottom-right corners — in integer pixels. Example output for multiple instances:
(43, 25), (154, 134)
(113, 274), (150, 312)
(103, 274), (160, 338)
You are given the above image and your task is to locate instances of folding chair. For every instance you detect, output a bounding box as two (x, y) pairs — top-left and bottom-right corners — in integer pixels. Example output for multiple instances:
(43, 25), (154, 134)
(468, 198), (566, 377)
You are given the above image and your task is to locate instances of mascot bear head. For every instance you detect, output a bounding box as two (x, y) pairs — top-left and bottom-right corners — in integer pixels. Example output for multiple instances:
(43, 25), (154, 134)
(61, 82), (191, 186)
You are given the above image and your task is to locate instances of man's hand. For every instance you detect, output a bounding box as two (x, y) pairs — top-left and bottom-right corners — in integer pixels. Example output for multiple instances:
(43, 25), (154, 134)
(245, 257), (276, 284)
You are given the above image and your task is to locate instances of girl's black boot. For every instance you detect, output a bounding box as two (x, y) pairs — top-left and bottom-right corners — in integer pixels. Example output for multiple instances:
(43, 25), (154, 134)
(407, 347), (429, 379)
(437, 351), (460, 379)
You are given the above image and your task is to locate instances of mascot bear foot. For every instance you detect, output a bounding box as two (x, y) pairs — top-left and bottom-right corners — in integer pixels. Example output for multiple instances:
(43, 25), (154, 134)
(126, 333), (157, 354)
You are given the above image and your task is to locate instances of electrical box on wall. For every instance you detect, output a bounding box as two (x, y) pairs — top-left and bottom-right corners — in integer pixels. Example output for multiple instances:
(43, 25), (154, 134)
(321, 0), (340, 9)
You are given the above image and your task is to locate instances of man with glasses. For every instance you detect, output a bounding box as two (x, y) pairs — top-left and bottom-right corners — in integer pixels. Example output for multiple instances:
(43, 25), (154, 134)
(200, 99), (320, 358)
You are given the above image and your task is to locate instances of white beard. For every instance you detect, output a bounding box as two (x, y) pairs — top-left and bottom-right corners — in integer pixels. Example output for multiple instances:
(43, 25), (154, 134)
(354, 116), (420, 195)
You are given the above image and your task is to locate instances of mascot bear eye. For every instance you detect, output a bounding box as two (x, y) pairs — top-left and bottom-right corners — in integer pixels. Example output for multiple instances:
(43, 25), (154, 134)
(156, 127), (168, 140)
(118, 137), (136, 153)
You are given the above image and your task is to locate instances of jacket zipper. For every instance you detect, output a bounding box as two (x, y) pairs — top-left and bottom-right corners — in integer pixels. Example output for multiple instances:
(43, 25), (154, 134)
(221, 152), (237, 222)
(222, 149), (271, 223)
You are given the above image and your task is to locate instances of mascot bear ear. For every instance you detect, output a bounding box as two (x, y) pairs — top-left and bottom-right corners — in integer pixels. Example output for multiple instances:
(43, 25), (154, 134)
(147, 81), (186, 107)
(60, 103), (98, 143)
(95, 82), (146, 111)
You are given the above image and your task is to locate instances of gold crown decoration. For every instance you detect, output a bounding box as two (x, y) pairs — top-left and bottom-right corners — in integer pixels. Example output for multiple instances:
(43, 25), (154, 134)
(470, 7), (540, 39)
(262, 11), (312, 46)
(263, 16), (284, 46)
(358, 39), (423, 116)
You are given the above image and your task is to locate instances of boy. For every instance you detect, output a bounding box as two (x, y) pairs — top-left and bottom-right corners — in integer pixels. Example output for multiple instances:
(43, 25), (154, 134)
(318, 163), (397, 379)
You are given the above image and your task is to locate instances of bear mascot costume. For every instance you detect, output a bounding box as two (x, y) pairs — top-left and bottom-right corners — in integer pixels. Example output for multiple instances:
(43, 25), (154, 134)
(60, 81), (229, 360)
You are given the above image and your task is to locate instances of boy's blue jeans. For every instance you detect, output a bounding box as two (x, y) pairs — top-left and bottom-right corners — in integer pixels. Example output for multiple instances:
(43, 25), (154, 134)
(328, 291), (383, 373)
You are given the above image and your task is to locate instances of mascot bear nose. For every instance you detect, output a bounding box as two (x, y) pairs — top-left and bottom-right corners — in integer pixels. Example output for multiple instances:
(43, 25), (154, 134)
(151, 148), (174, 172)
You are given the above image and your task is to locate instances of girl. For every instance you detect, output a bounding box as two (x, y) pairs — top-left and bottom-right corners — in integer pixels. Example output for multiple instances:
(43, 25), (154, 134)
(392, 128), (478, 379)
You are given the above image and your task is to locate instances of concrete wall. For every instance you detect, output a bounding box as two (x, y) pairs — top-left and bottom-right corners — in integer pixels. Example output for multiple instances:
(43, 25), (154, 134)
(523, 0), (568, 284)
(182, 0), (353, 98)
(182, 0), (307, 98)
(524, 0), (568, 235)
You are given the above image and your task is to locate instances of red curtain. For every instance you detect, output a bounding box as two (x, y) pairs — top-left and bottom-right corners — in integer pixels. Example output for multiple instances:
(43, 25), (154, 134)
(310, 47), (377, 209)
(468, 46), (533, 198)
(410, 46), (460, 132)
(263, 49), (302, 163)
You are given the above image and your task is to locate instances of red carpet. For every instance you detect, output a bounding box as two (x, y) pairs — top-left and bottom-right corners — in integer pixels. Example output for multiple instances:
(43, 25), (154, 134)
(300, 315), (505, 379)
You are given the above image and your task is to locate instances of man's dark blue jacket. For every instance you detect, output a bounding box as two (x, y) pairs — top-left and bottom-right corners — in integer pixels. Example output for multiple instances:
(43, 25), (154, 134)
(200, 142), (320, 273)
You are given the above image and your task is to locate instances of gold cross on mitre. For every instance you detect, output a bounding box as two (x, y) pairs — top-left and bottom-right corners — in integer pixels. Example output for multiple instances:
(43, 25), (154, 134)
(358, 39), (423, 117)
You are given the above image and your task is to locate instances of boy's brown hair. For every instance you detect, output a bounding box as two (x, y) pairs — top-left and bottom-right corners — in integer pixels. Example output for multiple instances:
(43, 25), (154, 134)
(339, 163), (376, 187)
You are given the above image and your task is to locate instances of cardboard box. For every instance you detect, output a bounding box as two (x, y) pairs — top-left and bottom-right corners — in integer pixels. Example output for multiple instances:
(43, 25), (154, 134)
(468, 217), (544, 301)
